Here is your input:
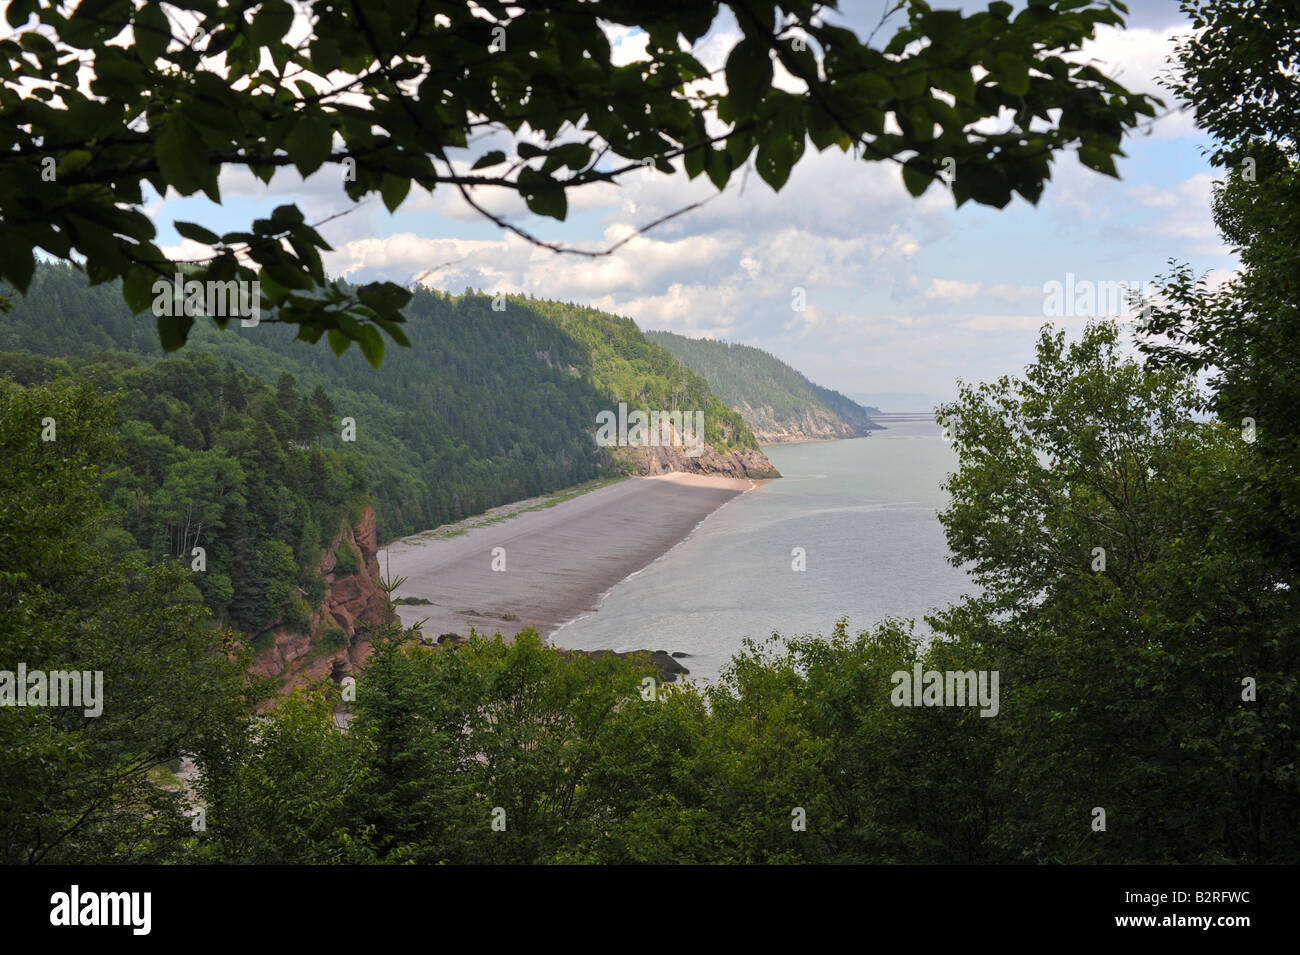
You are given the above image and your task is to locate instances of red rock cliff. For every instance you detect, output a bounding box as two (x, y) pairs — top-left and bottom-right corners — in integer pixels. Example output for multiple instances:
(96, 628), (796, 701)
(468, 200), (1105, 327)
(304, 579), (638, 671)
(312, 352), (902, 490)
(249, 505), (395, 692)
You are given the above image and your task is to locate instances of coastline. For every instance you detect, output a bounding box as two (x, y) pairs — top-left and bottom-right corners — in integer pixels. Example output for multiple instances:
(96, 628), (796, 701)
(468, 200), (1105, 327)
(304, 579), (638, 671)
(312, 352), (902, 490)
(384, 473), (759, 642)
(758, 432), (878, 448)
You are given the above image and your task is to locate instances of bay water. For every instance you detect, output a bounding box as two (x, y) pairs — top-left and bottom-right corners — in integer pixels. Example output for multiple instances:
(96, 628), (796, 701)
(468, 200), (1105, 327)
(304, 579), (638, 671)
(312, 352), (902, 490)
(551, 418), (976, 684)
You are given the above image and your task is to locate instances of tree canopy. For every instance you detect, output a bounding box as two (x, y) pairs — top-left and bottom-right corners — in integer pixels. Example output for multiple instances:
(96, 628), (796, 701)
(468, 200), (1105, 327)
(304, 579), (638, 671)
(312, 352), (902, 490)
(2, 0), (1158, 360)
(1137, 0), (1300, 571)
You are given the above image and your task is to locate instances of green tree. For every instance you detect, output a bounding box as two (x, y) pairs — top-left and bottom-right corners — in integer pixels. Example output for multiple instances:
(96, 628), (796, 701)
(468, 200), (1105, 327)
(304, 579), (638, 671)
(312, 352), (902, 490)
(150, 448), (245, 558)
(349, 626), (718, 864)
(191, 685), (376, 864)
(0, 376), (248, 863)
(1138, 0), (1300, 576)
(932, 322), (1299, 862)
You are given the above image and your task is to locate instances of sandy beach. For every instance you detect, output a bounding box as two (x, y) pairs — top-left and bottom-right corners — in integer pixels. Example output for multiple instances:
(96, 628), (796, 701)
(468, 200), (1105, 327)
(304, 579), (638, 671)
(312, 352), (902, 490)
(383, 473), (755, 641)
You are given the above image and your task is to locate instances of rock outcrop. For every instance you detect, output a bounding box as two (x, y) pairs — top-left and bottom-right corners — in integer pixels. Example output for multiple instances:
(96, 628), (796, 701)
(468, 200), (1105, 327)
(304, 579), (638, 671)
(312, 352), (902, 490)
(618, 444), (781, 479)
(736, 402), (878, 444)
(574, 648), (691, 683)
(250, 505), (395, 692)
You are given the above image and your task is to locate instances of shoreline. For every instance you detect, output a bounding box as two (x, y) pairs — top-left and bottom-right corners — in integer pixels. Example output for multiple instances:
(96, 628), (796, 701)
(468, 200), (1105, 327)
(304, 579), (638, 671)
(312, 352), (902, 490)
(758, 432), (879, 448)
(384, 473), (761, 643)
(548, 472), (762, 641)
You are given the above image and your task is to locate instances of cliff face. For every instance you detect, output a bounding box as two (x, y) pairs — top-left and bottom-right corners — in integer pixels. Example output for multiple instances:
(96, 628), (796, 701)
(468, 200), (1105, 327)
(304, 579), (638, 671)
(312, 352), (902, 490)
(249, 505), (395, 692)
(618, 444), (781, 479)
(736, 402), (872, 444)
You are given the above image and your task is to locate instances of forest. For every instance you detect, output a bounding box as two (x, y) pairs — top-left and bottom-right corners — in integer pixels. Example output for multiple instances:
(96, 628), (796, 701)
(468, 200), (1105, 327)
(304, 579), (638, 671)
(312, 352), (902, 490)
(2, 265), (761, 545)
(647, 329), (881, 439)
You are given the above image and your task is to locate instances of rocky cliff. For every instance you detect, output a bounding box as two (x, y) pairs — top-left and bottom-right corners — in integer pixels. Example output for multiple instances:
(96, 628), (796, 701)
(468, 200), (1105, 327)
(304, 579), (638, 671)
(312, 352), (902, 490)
(736, 401), (874, 444)
(250, 505), (395, 692)
(618, 444), (781, 479)
(642, 330), (881, 444)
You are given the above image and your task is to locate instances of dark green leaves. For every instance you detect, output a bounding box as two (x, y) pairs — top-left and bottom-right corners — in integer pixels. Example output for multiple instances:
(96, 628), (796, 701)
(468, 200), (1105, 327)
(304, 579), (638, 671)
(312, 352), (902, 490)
(175, 221), (220, 245)
(157, 311), (194, 353)
(902, 160), (933, 197)
(471, 150), (507, 170)
(284, 111), (335, 177)
(1079, 143), (1120, 177)
(725, 38), (772, 120)
(133, 2), (170, 65)
(518, 168), (567, 219)
(380, 174), (410, 212)
(0, 228), (35, 292)
(154, 116), (214, 197)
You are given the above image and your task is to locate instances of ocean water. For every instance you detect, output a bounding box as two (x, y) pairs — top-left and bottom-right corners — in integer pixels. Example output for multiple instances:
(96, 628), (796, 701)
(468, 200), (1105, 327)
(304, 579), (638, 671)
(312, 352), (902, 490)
(550, 418), (976, 684)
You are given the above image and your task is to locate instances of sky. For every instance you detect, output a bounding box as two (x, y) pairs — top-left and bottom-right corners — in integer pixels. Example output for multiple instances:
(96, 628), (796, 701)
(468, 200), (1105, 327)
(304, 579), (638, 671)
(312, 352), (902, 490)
(142, 0), (1235, 413)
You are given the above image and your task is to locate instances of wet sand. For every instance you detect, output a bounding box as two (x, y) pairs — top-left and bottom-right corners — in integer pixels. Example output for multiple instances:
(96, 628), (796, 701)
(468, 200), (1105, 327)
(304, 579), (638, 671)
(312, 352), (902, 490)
(384, 474), (754, 641)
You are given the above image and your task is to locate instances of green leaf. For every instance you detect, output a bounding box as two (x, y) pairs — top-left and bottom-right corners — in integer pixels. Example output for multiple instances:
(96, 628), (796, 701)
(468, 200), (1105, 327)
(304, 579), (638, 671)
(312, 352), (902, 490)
(284, 112), (334, 177)
(327, 328), (350, 357)
(471, 150), (507, 170)
(358, 325), (385, 368)
(251, 0), (294, 48)
(5, 0), (35, 28)
(154, 117), (210, 196)
(175, 221), (220, 244)
(519, 169), (567, 219)
(992, 51), (1030, 97)
(896, 69), (928, 99)
(725, 38), (772, 120)
(705, 148), (732, 191)
(121, 265), (157, 314)
(902, 161), (932, 197)
(380, 174), (411, 212)
(756, 134), (795, 191)
(134, 2), (170, 64)
(1078, 144), (1119, 177)
(926, 11), (966, 48)
(683, 143), (707, 179)
(0, 239), (35, 292)
(157, 312), (193, 352)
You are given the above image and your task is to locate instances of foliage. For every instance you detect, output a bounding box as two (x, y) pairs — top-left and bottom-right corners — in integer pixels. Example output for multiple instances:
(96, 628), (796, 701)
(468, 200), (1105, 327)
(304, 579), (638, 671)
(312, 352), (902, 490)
(333, 539), (361, 578)
(1137, 0), (1300, 578)
(0, 0), (1159, 355)
(525, 298), (759, 452)
(0, 376), (249, 863)
(0, 336), (360, 637)
(2, 265), (773, 539)
(934, 322), (1299, 862)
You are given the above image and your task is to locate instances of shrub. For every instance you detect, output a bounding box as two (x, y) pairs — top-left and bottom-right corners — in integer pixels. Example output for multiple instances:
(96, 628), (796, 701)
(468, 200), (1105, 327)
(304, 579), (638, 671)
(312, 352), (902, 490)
(333, 539), (360, 577)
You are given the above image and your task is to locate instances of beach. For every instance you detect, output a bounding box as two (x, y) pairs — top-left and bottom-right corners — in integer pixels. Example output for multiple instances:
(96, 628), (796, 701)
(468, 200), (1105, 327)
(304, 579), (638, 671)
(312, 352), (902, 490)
(383, 473), (755, 641)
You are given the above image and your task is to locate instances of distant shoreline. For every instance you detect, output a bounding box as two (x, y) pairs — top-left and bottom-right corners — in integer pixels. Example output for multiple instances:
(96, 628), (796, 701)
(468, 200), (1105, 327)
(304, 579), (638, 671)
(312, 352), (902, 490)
(759, 433), (873, 448)
(384, 473), (757, 644)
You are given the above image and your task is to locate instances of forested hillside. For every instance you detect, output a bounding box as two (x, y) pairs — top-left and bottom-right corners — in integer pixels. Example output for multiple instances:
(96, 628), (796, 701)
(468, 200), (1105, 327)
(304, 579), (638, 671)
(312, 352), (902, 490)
(2, 265), (773, 545)
(0, 347), (365, 640)
(645, 330), (881, 443)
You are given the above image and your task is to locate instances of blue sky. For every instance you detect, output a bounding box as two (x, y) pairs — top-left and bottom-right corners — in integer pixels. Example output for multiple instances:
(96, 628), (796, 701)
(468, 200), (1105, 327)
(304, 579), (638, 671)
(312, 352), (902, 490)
(145, 0), (1233, 413)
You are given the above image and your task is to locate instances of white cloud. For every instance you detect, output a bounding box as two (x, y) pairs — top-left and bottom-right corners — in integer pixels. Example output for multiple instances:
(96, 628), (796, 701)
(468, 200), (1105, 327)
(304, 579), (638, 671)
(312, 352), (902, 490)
(924, 278), (982, 304)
